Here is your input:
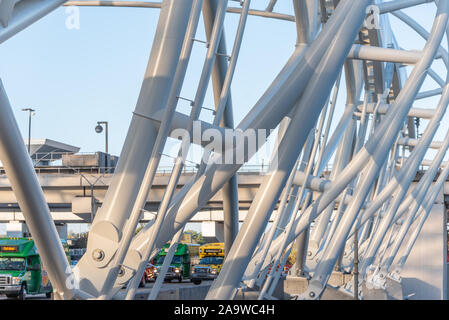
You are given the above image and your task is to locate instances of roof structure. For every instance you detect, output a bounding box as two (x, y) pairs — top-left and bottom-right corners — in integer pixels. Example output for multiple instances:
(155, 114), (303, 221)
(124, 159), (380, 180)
(24, 139), (80, 165)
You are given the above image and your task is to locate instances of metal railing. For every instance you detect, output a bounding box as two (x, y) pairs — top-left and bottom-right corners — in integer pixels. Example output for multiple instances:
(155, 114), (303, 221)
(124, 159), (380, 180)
(0, 164), (271, 176)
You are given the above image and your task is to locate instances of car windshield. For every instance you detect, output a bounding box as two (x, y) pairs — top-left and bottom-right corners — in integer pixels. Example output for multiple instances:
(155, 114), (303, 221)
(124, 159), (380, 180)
(199, 257), (223, 265)
(0, 257), (26, 271)
(156, 255), (182, 265)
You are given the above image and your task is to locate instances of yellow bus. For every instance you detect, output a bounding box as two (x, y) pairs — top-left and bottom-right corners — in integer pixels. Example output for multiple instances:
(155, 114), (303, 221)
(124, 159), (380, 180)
(191, 243), (224, 285)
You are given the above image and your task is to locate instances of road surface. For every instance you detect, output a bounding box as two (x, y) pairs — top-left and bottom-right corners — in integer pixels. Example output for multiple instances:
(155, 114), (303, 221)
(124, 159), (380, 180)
(0, 280), (213, 300)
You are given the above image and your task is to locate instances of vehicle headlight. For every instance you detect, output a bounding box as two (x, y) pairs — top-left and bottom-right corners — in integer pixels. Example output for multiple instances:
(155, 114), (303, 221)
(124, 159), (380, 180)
(211, 269), (217, 275)
(175, 268), (180, 273)
(12, 277), (21, 285)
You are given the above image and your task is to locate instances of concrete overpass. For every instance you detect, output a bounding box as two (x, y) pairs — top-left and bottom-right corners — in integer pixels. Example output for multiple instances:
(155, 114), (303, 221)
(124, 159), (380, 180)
(1, 166), (449, 224)
(0, 165), (275, 223)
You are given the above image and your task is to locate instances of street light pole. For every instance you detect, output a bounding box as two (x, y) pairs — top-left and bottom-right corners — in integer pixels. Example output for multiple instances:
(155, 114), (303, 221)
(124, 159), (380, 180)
(95, 121), (109, 169)
(95, 121), (108, 154)
(22, 108), (35, 154)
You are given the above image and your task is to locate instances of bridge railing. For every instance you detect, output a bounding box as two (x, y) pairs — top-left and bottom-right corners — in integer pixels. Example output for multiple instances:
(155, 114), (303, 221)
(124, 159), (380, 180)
(0, 161), (270, 175)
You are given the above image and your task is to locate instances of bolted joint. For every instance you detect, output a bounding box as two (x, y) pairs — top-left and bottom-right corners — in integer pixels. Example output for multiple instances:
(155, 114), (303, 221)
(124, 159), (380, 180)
(92, 249), (105, 262)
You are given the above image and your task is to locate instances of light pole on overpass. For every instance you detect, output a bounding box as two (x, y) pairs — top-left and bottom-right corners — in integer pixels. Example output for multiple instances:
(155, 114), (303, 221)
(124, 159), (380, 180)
(21, 108), (35, 154)
(95, 121), (109, 154)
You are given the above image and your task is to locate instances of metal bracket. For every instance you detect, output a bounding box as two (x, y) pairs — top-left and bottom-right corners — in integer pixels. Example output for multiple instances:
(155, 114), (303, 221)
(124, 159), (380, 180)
(85, 221), (120, 269)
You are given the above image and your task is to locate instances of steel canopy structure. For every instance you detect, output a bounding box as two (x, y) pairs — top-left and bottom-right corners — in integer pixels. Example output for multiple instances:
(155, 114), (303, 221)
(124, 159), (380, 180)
(0, 0), (448, 300)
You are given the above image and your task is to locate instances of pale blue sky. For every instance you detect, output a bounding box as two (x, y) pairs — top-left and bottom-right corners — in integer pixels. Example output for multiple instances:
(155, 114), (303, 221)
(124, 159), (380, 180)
(0, 2), (441, 157)
(0, 1), (443, 235)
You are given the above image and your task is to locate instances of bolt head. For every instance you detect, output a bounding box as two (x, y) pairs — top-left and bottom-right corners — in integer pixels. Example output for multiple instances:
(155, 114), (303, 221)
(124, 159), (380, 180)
(92, 249), (105, 262)
(309, 292), (315, 298)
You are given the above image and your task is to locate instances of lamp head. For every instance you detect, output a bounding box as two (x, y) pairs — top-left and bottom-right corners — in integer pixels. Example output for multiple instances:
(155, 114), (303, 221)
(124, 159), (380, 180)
(95, 124), (103, 134)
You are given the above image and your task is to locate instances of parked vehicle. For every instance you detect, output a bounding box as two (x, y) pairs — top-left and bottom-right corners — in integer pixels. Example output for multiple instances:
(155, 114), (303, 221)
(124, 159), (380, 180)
(0, 237), (70, 300)
(191, 243), (224, 285)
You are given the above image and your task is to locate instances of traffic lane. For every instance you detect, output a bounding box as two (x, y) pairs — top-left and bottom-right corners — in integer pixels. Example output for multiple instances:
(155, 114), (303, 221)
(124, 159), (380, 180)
(0, 293), (48, 300)
(0, 280), (213, 300)
(134, 279), (213, 300)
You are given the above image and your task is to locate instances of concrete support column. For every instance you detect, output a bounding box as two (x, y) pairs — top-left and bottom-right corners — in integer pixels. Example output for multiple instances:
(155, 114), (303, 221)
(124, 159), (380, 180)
(401, 191), (447, 300)
(6, 221), (29, 238)
(56, 224), (68, 240)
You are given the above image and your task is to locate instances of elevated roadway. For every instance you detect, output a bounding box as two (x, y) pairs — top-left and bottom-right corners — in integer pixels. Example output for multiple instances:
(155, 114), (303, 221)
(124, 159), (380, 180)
(0, 166), (273, 223)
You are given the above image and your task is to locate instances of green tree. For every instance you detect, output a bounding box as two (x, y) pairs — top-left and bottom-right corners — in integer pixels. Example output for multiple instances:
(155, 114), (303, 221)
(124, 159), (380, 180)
(183, 230), (206, 245)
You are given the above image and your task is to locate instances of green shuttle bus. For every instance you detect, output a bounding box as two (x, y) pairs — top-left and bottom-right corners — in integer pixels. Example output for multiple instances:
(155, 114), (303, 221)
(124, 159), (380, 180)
(0, 238), (70, 300)
(153, 243), (191, 282)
